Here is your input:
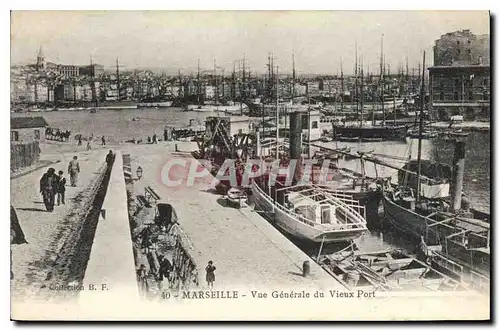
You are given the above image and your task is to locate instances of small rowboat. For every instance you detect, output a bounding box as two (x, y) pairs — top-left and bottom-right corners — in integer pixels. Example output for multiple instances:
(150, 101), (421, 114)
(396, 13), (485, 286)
(337, 136), (360, 142)
(227, 187), (248, 208)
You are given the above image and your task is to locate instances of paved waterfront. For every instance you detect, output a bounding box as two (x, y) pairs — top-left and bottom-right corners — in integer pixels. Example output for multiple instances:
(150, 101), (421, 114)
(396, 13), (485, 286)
(11, 145), (108, 301)
(124, 142), (343, 292)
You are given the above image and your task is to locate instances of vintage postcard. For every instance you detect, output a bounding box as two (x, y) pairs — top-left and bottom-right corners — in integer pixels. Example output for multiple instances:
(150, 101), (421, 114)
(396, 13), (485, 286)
(10, 10), (490, 321)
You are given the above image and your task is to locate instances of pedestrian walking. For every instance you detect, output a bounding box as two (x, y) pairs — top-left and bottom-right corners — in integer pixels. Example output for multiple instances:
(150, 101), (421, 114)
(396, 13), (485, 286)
(39, 168), (58, 212)
(105, 150), (115, 168)
(101, 136), (106, 146)
(68, 156), (80, 187)
(77, 135), (82, 146)
(56, 170), (66, 206)
(205, 260), (216, 289)
(136, 264), (149, 297)
(153, 133), (157, 144)
(86, 140), (91, 151)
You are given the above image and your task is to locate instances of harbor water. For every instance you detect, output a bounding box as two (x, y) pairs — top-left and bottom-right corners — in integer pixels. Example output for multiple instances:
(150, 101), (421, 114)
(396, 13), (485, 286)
(13, 108), (490, 255)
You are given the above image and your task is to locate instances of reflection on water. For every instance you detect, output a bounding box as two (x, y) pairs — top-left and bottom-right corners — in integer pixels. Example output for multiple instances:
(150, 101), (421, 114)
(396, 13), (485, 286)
(14, 109), (490, 254)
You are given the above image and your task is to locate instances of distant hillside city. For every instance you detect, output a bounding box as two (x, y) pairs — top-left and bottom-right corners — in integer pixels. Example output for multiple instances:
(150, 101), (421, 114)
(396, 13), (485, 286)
(11, 29), (490, 121)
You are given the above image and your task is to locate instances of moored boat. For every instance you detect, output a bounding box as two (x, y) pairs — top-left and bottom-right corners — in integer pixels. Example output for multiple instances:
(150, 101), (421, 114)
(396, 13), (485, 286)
(337, 136), (360, 142)
(251, 179), (368, 243)
(226, 187), (248, 209)
(318, 248), (468, 292)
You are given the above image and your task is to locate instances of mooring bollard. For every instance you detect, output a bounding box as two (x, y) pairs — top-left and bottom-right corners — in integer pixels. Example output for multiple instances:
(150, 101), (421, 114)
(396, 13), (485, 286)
(302, 260), (310, 277)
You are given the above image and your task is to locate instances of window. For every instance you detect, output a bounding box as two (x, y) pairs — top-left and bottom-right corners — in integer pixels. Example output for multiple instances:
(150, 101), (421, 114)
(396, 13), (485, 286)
(468, 91), (474, 100)
(11, 131), (19, 142)
(457, 40), (460, 45)
(457, 49), (461, 54)
(34, 129), (40, 140)
(483, 91), (489, 101)
(468, 49), (471, 54)
(312, 121), (318, 129)
(454, 92), (459, 101)
(468, 40), (471, 44)
(483, 79), (489, 86)
(440, 92), (444, 101)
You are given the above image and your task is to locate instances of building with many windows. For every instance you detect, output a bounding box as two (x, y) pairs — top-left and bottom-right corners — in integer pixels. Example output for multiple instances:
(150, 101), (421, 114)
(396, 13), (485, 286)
(429, 30), (490, 120)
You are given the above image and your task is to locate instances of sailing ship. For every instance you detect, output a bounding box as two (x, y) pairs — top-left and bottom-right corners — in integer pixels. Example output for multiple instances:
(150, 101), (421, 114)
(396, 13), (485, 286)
(333, 36), (408, 141)
(380, 52), (490, 292)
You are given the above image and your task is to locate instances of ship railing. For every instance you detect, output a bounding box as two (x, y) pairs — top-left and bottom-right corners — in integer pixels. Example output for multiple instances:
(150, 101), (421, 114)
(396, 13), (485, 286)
(468, 270), (489, 291)
(253, 182), (365, 230)
(312, 185), (366, 220)
(282, 188), (367, 227)
(432, 252), (464, 278)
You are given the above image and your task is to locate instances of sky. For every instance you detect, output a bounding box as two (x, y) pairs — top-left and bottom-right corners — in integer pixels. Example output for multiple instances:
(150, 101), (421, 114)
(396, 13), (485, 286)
(10, 11), (490, 75)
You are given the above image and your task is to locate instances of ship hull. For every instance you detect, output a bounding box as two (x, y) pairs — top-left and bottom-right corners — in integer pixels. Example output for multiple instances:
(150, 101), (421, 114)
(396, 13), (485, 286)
(252, 182), (367, 243)
(382, 191), (429, 240)
(333, 125), (408, 140)
(138, 101), (173, 108)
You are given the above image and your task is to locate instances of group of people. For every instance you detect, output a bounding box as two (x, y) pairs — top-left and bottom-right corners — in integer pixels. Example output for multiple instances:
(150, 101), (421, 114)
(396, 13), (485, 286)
(39, 156), (79, 212)
(45, 127), (72, 142)
(76, 134), (107, 151)
(136, 259), (216, 297)
(147, 133), (158, 144)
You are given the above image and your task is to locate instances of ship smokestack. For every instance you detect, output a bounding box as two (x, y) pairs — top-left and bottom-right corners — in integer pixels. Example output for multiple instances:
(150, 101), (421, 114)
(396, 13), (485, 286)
(451, 136), (467, 212)
(289, 111), (303, 183)
(289, 111), (303, 159)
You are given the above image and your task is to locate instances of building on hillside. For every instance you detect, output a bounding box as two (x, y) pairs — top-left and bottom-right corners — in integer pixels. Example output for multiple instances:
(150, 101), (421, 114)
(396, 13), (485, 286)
(429, 30), (490, 120)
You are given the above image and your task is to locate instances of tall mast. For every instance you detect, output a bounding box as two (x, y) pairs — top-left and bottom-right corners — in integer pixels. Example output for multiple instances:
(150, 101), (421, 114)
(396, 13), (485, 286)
(91, 56), (97, 107)
(178, 69), (183, 99)
(232, 61), (236, 100)
(416, 51), (426, 204)
(214, 59), (218, 106)
(292, 53), (296, 104)
(354, 41), (358, 119)
(276, 65), (279, 145)
(360, 56), (364, 126)
(116, 57), (121, 101)
(267, 53), (272, 102)
(340, 57), (344, 111)
(380, 35), (385, 125)
(197, 59), (201, 105)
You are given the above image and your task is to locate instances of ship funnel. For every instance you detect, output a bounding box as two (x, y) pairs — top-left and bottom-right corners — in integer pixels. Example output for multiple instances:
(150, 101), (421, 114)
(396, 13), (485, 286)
(451, 134), (468, 212)
(289, 111), (303, 160)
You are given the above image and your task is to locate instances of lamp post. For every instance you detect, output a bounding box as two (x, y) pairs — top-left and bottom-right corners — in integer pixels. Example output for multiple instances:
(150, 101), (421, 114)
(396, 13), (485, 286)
(136, 166), (143, 181)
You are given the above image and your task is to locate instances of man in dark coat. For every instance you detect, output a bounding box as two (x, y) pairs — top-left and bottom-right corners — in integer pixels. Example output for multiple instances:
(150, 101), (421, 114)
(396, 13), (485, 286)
(40, 168), (58, 212)
(11, 206), (28, 280)
(105, 150), (115, 168)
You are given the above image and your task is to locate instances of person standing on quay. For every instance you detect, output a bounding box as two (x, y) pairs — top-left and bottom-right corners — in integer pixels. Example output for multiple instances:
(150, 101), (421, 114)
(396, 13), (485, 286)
(106, 150), (115, 168)
(39, 168), (58, 212)
(86, 140), (92, 151)
(153, 133), (158, 144)
(101, 136), (106, 146)
(205, 260), (216, 289)
(68, 156), (80, 187)
(56, 170), (66, 206)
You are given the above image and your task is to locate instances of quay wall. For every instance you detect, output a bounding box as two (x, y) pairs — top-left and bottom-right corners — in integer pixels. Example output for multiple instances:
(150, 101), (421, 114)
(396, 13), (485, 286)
(80, 151), (140, 306)
(38, 162), (110, 300)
